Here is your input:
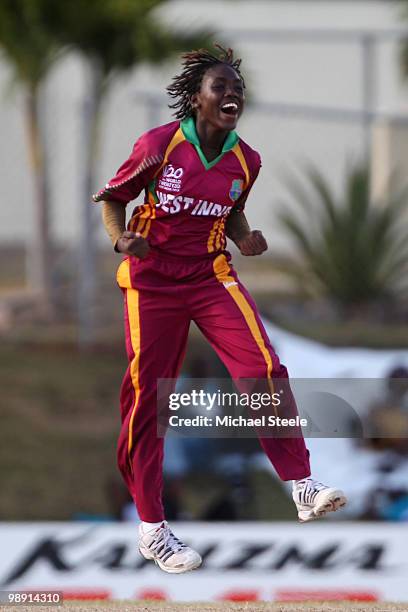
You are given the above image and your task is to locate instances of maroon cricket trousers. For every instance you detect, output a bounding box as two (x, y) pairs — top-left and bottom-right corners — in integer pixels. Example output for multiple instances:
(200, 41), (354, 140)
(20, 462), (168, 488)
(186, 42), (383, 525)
(116, 250), (311, 521)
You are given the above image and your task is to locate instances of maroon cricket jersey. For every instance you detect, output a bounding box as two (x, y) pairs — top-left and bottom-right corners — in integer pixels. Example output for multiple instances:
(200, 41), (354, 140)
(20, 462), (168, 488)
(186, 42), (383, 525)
(93, 117), (261, 257)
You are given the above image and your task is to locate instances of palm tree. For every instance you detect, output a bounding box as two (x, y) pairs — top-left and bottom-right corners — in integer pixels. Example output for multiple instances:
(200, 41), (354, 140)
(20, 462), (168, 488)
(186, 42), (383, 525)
(279, 163), (408, 308)
(0, 0), (62, 316)
(0, 0), (209, 334)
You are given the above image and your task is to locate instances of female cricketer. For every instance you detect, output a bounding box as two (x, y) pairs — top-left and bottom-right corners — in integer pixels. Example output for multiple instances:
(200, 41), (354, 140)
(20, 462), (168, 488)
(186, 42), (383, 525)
(93, 46), (347, 574)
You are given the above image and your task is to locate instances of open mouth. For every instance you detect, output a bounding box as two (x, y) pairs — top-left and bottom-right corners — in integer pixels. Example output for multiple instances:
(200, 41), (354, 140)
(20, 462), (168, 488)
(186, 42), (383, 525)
(220, 102), (239, 116)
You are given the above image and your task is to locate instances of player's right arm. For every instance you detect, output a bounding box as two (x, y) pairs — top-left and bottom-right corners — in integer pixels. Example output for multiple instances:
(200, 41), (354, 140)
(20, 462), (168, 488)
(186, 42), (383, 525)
(93, 122), (178, 258)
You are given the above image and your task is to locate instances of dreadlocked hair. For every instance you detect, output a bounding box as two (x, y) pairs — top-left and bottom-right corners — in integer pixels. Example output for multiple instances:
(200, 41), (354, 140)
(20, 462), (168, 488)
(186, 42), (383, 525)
(167, 44), (244, 120)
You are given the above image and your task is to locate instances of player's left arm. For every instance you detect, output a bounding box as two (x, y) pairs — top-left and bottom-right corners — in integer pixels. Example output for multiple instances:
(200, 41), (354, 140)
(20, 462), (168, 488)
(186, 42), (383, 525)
(225, 147), (267, 256)
(226, 209), (268, 256)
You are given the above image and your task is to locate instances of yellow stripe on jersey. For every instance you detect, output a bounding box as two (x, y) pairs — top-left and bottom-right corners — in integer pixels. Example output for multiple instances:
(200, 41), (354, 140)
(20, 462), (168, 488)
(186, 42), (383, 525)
(129, 199), (156, 238)
(208, 218), (226, 253)
(141, 219), (151, 238)
(213, 253), (276, 410)
(153, 127), (186, 178)
(132, 204), (148, 234)
(207, 219), (219, 253)
(147, 189), (157, 217)
(231, 143), (250, 190)
(141, 189), (158, 238)
(214, 218), (225, 251)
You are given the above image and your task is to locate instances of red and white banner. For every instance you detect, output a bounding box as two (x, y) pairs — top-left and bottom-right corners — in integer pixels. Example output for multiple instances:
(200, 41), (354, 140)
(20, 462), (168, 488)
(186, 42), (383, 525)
(0, 522), (406, 602)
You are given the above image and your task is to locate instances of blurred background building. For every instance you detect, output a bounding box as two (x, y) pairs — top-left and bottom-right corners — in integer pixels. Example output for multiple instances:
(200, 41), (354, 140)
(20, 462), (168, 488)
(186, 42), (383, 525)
(2, 1), (408, 244)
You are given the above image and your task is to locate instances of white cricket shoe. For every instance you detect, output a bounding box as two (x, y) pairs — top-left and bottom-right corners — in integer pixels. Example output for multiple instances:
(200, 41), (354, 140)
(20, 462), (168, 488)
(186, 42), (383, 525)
(292, 478), (347, 522)
(138, 521), (202, 574)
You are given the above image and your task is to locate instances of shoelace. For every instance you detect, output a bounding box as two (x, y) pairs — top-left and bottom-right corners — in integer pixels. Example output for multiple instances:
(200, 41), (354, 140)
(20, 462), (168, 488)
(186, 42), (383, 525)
(296, 479), (327, 505)
(145, 524), (187, 562)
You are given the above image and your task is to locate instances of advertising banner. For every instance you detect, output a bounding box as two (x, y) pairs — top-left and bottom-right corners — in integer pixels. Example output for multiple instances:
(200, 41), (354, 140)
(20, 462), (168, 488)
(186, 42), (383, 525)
(0, 522), (406, 602)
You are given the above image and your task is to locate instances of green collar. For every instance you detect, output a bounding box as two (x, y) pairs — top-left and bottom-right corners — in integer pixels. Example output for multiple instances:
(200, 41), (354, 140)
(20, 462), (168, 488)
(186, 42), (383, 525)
(181, 116), (238, 170)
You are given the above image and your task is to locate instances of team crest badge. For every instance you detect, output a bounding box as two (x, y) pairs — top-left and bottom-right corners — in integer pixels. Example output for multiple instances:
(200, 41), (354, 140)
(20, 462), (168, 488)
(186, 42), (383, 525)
(229, 179), (244, 202)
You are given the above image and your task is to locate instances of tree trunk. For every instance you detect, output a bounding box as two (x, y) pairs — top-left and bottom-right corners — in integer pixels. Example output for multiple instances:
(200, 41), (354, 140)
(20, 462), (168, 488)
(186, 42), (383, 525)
(77, 61), (105, 347)
(25, 85), (53, 319)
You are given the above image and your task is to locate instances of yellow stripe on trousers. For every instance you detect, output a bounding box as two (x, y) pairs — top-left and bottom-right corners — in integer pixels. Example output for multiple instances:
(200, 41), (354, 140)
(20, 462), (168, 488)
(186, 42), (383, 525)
(126, 287), (141, 469)
(213, 254), (276, 409)
(117, 259), (141, 472)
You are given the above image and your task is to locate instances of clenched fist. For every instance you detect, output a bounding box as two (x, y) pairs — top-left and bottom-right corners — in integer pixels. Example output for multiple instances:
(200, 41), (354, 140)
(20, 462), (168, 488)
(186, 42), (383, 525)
(236, 230), (268, 256)
(116, 231), (150, 259)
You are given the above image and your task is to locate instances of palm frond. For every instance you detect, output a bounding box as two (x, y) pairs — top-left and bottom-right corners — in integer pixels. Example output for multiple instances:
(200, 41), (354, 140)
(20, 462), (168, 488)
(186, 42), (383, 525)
(279, 160), (408, 305)
(279, 212), (315, 258)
